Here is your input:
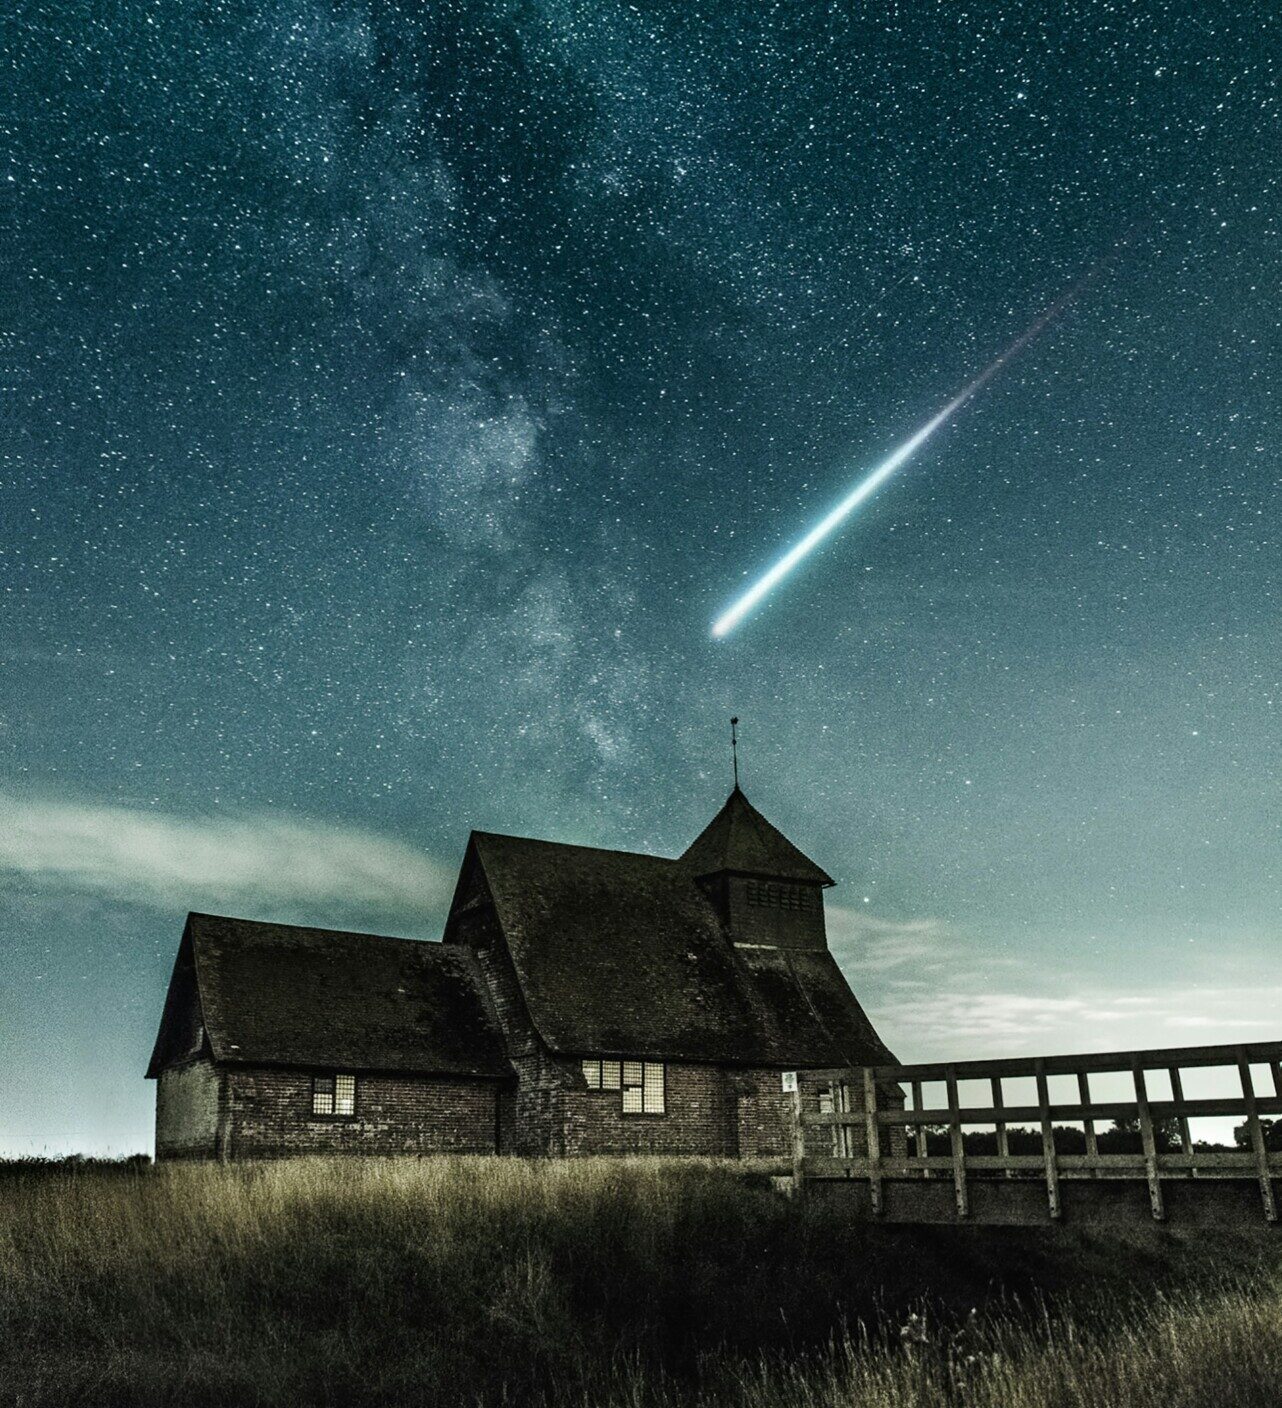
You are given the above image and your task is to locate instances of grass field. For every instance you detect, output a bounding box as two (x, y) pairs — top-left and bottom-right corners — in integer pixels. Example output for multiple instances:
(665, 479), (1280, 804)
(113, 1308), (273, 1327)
(1, 1156), (1279, 1407)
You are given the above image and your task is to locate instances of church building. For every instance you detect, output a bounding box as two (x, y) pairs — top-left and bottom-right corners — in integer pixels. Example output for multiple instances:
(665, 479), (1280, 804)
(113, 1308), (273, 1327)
(147, 788), (898, 1159)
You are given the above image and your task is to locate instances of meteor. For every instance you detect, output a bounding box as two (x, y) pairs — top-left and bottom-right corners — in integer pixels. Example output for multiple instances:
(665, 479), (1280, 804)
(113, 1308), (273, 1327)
(710, 277), (1093, 638)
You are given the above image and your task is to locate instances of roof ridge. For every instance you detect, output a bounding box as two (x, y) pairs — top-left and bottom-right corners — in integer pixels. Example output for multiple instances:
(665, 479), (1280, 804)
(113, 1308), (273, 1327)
(188, 913), (456, 953)
(472, 831), (677, 863)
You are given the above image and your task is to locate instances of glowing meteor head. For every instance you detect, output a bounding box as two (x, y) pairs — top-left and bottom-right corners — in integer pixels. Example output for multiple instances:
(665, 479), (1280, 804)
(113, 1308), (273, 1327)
(710, 402), (952, 637)
(710, 279), (1088, 637)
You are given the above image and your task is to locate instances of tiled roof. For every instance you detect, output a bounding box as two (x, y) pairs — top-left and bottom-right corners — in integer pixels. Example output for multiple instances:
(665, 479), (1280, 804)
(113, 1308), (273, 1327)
(146, 913), (512, 1079)
(680, 787), (835, 886)
(460, 829), (892, 1067)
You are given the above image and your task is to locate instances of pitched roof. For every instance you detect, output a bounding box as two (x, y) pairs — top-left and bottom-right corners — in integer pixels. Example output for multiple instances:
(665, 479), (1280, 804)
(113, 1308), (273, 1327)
(459, 831), (892, 1067)
(147, 913), (511, 1079)
(680, 787), (835, 886)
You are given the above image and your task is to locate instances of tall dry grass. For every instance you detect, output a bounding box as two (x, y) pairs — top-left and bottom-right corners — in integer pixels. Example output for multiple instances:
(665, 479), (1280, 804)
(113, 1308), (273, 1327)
(603, 1281), (1282, 1408)
(0, 1157), (1277, 1407)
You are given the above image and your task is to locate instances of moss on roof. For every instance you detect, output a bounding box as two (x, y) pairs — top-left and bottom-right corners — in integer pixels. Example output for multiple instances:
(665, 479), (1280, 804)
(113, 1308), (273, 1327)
(147, 913), (512, 1079)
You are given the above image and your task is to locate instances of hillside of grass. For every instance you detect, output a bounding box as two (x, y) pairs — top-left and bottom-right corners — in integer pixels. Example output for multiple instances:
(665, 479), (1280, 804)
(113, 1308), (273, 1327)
(1, 1157), (1278, 1407)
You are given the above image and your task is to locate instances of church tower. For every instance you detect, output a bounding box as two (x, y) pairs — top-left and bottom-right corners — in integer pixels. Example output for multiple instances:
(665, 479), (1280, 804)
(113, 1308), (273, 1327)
(681, 787), (834, 952)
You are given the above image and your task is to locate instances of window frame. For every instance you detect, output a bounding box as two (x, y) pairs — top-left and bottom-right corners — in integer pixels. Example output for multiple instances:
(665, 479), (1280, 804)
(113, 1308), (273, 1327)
(311, 1071), (358, 1120)
(581, 1056), (665, 1115)
(622, 1060), (666, 1117)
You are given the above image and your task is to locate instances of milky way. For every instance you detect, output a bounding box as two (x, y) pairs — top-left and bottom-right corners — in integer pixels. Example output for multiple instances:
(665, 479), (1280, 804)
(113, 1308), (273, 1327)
(5, 0), (1280, 1153)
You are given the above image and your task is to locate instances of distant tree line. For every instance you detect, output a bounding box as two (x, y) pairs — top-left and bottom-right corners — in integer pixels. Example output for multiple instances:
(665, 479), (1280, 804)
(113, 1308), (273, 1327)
(911, 1117), (1260, 1157)
(0, 1154), (152, 1178)
(1234, 1117), (1282, 1151)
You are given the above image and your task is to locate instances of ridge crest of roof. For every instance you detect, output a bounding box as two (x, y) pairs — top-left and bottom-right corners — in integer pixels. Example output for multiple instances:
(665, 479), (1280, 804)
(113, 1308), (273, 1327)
(471, 831), (676, 864)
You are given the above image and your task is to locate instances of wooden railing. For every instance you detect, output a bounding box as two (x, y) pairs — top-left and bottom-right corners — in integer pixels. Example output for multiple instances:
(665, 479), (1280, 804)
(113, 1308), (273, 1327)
(793, 1040), (1282, 1223)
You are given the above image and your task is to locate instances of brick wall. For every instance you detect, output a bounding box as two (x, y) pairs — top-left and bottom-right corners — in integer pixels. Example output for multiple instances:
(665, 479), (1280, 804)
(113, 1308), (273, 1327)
(558, 1060), (735, 1156)
(549, 1058), (807, 1158)
(221, 1067), (501, 1158)
(155, 1057), (908, 1163)
(448, 900), (563, 1155)
(155, 1058), (222, 1159)
(732, 1067), (794, 1157)
(551, 1061), (907, 1161)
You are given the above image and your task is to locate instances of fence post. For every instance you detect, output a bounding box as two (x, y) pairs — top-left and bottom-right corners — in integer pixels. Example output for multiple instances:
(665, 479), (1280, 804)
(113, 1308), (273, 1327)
(992, 1076), (1012, 1179)
(945, 1065), (968, 1218)
(912, 1078), (929, 1176)
(862, 1067), (883, 1217)
(1133, 1062), (1166, 1222)
(1035, 1059), (1061, 1220)
(1168, 1066), (1193, 1159)
(1236, 1049), (1277, 1223)
(790, 1080), (806, 1197)
(1078, 1070), (1098, 1176)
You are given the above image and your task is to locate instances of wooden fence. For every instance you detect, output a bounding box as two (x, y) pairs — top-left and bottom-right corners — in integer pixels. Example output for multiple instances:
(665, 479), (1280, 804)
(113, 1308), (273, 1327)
(793, 1040), (1282, 1224)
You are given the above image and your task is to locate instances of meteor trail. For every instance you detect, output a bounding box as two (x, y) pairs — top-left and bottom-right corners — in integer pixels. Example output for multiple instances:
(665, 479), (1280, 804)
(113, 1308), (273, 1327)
(710, 275), (1096, 638)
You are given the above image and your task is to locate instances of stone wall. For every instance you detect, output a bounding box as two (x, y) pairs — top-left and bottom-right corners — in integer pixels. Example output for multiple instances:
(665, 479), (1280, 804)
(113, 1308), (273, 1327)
(155, 1058), (222, 1159)
(221, 1067), (501, 1158)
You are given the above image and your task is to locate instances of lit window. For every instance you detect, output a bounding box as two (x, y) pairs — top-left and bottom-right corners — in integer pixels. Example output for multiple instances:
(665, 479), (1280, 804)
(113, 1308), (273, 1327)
(622, 1061), (644, 1112)
(312, 1073), (356, 1116)
(583, 1057), (664, 1113)
(621, 1060), (664, 1115)
(642, 1062), (665, 1114)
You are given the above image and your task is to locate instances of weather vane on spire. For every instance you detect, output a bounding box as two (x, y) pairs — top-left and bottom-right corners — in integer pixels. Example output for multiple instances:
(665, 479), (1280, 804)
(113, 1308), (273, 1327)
(730, 716), (740, 791)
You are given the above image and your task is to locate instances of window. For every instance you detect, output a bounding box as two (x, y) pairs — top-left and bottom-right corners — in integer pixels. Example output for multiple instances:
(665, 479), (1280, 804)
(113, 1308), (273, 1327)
(622, 1060), (665, 1115)
(622, 1060), (644, 1112)
(582, 1057), (663, 1113)
(312, 1073), (356, 1117)
(745, 880), (812, 912)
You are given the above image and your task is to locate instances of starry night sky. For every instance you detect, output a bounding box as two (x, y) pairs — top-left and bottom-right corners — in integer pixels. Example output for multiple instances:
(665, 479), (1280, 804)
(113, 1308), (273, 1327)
(4, 0), (1279, 1154)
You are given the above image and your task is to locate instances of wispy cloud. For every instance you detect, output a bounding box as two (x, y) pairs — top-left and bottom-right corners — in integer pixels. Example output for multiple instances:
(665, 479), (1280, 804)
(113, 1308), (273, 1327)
(825, 906), (954, 974)
(870, 976), (1282, 1060)
(0, 794), (452, 921)
(830, 903), (1281, 1062)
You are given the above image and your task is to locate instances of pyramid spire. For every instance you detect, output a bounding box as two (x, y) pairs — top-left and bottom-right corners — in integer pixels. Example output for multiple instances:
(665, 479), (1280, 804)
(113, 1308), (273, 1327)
(681, 788), (834, 887)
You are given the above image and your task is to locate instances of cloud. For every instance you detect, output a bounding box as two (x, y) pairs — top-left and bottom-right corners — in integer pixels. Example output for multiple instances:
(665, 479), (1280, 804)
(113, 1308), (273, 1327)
(830, 903), (1282, 1063)
(0, 794), (452, 921)
(868, 981), (1282, 1062)
(825, 906), (953, 974)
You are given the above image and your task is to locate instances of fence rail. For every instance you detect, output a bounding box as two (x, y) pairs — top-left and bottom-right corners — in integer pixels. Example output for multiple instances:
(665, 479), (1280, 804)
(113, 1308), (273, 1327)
(792, 1040), (1282, 1224)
